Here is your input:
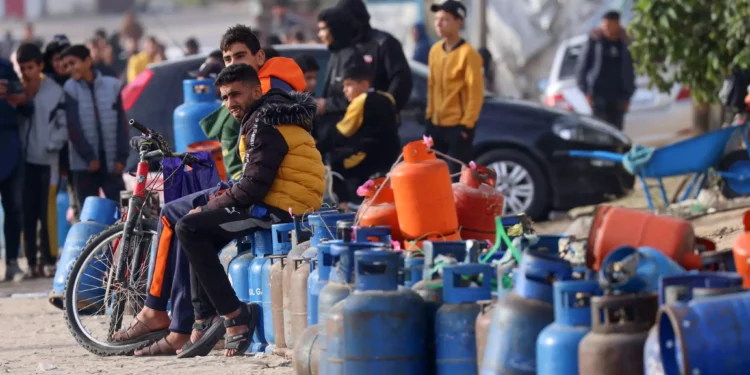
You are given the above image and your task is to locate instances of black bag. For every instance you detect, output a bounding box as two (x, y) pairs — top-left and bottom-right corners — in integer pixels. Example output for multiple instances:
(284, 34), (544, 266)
(719, 67), (750, 110)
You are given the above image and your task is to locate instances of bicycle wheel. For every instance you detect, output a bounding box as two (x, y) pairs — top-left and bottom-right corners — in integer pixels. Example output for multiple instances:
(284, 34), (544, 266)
(63, 220), (158, 356)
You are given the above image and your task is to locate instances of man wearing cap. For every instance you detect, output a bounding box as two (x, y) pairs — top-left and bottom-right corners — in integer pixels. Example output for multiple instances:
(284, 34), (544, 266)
(426, 0), (484, 177)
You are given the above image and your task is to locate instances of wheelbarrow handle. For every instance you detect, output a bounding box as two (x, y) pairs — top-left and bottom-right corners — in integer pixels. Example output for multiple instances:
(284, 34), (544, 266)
(567, 150), (625, 163)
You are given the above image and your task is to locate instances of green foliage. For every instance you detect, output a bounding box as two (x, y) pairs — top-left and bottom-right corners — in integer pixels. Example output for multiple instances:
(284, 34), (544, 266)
(629, 0), (750, 103)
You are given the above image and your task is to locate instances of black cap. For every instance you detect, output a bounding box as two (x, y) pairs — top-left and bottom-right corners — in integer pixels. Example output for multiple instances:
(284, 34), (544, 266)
(189, 60), (224, 79)
(430, 0), (467, 19)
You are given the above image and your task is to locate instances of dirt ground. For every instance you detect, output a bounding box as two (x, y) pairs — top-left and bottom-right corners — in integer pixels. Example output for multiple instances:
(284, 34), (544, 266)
(0, 178), (747, 374)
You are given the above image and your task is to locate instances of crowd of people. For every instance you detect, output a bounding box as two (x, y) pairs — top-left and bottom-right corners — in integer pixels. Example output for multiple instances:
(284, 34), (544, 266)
(0, 0), (639, 362)
(2, 0), (627, 359)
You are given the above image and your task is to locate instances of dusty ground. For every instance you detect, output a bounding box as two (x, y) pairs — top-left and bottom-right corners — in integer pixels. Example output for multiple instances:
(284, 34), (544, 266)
(0, 178), (747, 374)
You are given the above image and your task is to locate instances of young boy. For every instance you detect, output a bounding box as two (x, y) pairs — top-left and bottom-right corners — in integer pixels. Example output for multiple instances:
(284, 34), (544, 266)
(293, 54), (320, 94)
(317, 63), (400, 206)
(16, 42), (68, 278)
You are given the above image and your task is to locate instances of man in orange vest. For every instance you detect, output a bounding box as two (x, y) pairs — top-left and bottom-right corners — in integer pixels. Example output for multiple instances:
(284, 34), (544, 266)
(111, 25), (307, 357)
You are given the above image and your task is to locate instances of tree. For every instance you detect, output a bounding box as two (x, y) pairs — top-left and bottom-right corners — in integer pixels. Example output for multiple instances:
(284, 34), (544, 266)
(628, 0), (750, 103)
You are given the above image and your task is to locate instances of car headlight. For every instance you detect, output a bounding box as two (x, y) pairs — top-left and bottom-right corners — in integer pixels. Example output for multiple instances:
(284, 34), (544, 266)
(552, 116), (631, 146)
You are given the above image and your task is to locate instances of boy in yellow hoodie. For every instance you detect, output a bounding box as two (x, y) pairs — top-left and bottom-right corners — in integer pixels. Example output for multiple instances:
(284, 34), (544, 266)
(426, 0), (484, 176)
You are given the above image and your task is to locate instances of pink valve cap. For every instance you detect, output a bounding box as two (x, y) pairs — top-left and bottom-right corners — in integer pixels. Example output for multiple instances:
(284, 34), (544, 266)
(391, 240), (402, 251)
(469, 161), (477, 170)
(288, 208), (294, 217)
(356, 179), (375, 197)
(423, 135), (433, 148)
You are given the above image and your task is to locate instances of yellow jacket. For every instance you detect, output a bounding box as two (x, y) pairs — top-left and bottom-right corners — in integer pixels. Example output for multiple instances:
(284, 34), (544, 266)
(127, 51), (152, 83)
(426, 40), (485, 128)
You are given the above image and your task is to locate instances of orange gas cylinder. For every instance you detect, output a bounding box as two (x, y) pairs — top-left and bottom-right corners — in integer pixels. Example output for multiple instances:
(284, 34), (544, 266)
(732, 209), (750, 287)
(355, 177), (402, 241)
(391, 140), (459, 244)
(187, 140), (227, 181)
(453, 165), (504, 241)
(588, 205), (699, 270)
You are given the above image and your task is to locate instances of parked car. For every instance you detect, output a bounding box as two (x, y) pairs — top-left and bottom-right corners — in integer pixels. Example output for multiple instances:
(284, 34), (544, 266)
(544, 34), (695, 146)
(123, 44), (635, 219)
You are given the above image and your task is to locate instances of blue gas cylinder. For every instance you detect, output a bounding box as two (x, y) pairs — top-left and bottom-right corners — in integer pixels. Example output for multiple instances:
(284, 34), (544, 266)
(50, 221), (109, 310)
(536, 280), (602, 375)
(56, 186), (72, 251)
(644, 273), (743, 375)
(308, 212), (356, 246)
(318, 241), (384, 374)
(435, 264), (493, 375)
(78, 197), (119, 225)
(481, 250), (573, 375)
(337, 250), (427, 374)
(228, 251), (254, 303)
(49, 197), (120, 309)
(173, 79), (220, 152)
(308, 242), (332, 326)
(600, 246), (685, 294)
(247, 230), (275, 353)
(403, 255), (424, 287)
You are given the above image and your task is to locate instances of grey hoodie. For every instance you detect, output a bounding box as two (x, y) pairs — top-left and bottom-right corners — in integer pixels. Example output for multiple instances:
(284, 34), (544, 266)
(19, 77), (68, 166)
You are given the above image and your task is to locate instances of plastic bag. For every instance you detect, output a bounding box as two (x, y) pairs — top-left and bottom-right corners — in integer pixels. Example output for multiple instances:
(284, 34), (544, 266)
(161, 151), (221, 204)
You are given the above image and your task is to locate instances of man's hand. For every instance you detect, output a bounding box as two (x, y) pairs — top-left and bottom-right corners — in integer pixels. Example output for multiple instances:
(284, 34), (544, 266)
(187, 207), (202, 215)
(7, 92), (27, 106)
(88, 160), (100, 173)
(316, 98), (326, 115)
(585, 95), (593, 107)
(113, 162), (125, 175)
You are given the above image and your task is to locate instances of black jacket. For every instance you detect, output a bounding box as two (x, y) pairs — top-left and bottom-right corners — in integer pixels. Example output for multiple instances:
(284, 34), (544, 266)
(336, 0), (413, 111)
(319, 7), (363, 117)
(575, 27), (635, 101)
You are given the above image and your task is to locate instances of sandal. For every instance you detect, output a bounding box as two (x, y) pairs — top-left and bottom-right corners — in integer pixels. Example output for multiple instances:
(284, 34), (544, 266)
(110, 317), (169, 345)
(223, 303), (260, 357)
(176, 315), (225, 359)
(134, 336), (179, 356)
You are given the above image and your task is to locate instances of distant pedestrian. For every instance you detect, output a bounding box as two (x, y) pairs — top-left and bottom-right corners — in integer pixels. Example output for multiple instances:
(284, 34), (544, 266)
(285, 27), (307, 44)
(0, 56), (26, 282)
(336, 0), (413, 112)
(86, 38), (117, 77)
(185, 37), (200, 56)
(426, 0), (484, 176)
(16, 43), (68, 278)
(61, 45), (128, 204)
(294, 54), (320, 94)
(411, 22), (431, 65)
(22, 22), (44, 49)
(270, 0), (302, 42)
(575, 10), (635, 130)
(127, 36), (159, 82)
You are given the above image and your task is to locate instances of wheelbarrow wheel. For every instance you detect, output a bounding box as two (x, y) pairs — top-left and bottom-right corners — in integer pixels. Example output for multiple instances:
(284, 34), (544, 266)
(718, 150), (750, 198)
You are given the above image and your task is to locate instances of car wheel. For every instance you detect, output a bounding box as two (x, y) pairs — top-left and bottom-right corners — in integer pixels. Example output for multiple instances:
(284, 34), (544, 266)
(718, 150), (750, 198)
(476, 149), (550, 220)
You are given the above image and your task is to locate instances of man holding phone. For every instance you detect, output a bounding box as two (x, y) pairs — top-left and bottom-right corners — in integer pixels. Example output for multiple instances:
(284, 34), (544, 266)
(0, 57), (27, 282)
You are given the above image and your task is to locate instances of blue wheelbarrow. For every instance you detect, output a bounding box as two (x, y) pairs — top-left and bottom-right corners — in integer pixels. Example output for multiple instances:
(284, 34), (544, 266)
(567, 123), (750, 210)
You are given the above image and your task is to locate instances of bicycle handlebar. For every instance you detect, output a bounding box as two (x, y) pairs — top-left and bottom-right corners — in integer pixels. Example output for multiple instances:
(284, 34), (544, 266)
(129, 119), (151, 136)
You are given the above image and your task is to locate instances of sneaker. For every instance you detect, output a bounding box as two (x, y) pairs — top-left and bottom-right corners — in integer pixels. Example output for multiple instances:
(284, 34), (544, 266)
(43, 265), (57, 278)
(4, 261), (25, 282)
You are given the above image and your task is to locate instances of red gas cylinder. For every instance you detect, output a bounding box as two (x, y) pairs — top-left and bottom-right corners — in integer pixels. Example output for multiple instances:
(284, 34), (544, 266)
(453, 165), (504, 241)
(732, 209), (750, 287)
(355, 177), (402, 241)
(391, 140), (459, 248)
(587, 205), (699, 270)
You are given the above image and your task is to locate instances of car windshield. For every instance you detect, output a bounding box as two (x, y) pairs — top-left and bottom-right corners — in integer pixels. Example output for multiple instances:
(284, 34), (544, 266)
(559, 43), (583, 81)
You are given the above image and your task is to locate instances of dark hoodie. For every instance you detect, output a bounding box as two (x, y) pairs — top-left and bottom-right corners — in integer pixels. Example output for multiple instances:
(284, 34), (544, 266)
(319, 7), (364, 117)
(412, 23), (430, 65)
(205, 89), (325, 216)
(336, 0), (413, 111)
(575, 27), (635, 101)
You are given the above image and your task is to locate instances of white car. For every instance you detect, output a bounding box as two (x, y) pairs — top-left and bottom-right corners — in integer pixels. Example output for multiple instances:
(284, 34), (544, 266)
(543, 35), (695, 146)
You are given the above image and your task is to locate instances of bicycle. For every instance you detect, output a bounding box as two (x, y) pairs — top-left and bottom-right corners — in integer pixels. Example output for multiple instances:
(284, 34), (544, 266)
(63, 119), (208, 356)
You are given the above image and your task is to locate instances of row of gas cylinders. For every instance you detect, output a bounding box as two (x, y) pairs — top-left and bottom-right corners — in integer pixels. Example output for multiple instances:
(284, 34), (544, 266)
(218, 205), (750, 375)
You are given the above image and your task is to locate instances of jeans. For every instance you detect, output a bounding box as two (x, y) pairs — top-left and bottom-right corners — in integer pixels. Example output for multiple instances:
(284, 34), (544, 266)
(0, 163), (22, 264)
(71, 167), (125, 204)
(592, 98), (627, 130)
(23, 162), (54, 267)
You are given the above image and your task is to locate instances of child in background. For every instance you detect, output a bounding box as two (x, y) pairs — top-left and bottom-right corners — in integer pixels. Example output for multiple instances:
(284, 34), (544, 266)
(16, 42), (68, 278)
(316, 63), (400, 208)
(293, 54), (319, 94)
